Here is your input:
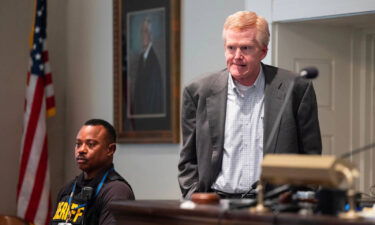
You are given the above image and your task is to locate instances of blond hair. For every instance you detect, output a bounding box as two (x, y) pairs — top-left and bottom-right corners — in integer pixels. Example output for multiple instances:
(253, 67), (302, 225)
(222, 11), (270, 47)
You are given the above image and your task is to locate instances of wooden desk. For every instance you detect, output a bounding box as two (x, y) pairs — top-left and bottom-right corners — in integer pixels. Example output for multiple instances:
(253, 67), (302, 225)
(111, 200), (375, 225)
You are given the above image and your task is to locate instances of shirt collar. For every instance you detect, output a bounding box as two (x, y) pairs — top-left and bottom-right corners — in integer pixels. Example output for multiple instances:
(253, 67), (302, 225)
(228, 65), (265, 93)
(77, 164), (114, 187)
(143, 42), (152, 60)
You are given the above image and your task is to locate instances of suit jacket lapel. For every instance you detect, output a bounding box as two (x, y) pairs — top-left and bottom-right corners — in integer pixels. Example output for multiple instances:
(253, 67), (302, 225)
(263, 64), (285, 154)
(206, 70), (228, 180)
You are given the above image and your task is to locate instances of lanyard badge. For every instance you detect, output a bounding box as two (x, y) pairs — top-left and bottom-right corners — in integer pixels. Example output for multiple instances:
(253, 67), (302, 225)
(64, 169), (112, 223)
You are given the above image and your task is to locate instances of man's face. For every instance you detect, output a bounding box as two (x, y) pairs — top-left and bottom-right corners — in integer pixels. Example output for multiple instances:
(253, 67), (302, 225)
(75, 125), (114, 178)
(224, 28), (267, 85)
(142, 22), (150, 50)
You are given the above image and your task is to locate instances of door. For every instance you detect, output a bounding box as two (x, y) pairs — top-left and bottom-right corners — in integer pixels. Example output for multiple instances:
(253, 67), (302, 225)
(273, 21), (375, 192)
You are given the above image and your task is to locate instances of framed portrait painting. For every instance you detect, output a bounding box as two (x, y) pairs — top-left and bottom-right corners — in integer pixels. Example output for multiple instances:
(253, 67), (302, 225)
(113, 0), (180, 143)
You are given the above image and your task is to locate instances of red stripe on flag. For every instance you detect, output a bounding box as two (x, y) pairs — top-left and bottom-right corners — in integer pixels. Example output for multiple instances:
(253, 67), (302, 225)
(45, 73), (52, 85)
(42, 51), (49, 62)
(17, 77), (45, 198)
(24, 136), (48, 223)
(46, 96), (55, 110)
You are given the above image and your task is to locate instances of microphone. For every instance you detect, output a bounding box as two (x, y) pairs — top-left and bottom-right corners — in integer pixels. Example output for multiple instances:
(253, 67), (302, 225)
(241, 181), (259, 198)
(300, 67), (319, 79)
(82, 186), (93, 202)
(78, 187), (93, 225)
(264, 67), (319, 152)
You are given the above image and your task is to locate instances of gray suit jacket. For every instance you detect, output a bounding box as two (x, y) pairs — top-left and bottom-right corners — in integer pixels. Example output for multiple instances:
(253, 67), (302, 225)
(178, 64), (322, 198)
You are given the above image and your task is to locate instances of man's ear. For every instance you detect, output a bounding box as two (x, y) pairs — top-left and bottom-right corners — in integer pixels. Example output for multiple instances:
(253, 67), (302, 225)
(107, 143), (116, 157)
(260, 46), (268, 60)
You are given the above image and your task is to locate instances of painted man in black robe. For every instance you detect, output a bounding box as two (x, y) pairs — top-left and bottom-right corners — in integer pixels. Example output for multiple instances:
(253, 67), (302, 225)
(132, 18), (163, 115)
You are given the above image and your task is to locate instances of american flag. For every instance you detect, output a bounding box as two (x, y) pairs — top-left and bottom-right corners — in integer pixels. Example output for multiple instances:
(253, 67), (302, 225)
(17, 0), (55, 224)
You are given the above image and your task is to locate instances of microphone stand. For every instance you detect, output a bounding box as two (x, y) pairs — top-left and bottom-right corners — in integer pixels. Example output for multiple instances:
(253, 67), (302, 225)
(252, 79), (297, 213)
(340, 143), (375, 159)
(252, 67), (319, 213)
(264, 79), (295, 152)
(265, 66), (318, 153)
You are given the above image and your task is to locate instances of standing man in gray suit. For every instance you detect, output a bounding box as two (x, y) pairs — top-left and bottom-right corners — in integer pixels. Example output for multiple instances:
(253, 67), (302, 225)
(178, 11), (322, 199)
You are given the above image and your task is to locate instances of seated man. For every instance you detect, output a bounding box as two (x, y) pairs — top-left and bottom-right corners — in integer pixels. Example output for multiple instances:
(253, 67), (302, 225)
(50, 119), (135, 225)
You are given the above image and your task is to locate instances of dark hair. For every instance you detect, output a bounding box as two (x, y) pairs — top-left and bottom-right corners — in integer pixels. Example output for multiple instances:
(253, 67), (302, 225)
(84, 119), (116, 143)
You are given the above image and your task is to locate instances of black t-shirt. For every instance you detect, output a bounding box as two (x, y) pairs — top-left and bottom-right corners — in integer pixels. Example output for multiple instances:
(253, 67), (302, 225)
(50, 166), (135, 225)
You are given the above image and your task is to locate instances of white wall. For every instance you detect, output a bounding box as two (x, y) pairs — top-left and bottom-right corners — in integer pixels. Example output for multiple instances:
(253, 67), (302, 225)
(0, 0), (31, 215)
(272, 0), (375, 22)
(246, 0), (375, 23)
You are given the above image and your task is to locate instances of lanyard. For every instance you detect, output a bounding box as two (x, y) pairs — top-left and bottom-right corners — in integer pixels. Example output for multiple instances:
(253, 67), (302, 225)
(66, 168), (113, 217)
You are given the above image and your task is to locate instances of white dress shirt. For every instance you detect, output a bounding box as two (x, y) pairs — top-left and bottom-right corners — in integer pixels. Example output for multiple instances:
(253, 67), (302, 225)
(212, 66), (265, 193)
